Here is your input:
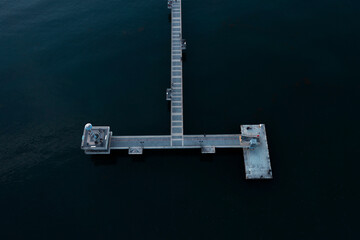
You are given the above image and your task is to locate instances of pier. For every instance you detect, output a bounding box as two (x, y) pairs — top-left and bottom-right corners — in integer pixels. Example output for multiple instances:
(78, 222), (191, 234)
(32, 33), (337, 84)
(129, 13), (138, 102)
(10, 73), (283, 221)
(81, 0), (273, 179)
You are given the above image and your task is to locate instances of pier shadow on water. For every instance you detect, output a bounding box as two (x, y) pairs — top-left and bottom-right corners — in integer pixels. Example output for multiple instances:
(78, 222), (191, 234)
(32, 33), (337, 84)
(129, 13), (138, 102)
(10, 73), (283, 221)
(91, 154), (118, 166)
(90, 148), (205, 165)
(90, 147), (244, 165)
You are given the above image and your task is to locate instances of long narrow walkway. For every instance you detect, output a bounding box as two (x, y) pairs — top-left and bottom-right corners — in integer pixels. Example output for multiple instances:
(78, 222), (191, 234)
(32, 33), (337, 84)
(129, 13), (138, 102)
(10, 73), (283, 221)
(111, 134), (243, 149)
(170, 0), (184, 147)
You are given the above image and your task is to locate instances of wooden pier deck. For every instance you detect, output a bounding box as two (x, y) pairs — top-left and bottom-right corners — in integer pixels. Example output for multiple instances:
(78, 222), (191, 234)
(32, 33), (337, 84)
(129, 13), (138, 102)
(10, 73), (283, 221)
(81, 0), (273, 179)
(111, 134), (245, 150)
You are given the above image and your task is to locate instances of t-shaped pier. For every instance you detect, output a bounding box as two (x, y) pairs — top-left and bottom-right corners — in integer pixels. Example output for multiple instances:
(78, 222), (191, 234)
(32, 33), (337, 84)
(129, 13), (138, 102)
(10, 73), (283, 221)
(81, 0), (273, 179)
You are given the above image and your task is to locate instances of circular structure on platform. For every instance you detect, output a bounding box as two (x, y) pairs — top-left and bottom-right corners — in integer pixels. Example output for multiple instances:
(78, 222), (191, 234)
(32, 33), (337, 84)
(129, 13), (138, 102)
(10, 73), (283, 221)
(85, 123), (92, 131)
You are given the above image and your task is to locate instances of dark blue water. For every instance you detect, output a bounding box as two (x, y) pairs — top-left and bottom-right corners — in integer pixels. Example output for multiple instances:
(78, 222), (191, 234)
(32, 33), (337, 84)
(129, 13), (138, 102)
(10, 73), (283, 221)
(1, 0), (359, 239)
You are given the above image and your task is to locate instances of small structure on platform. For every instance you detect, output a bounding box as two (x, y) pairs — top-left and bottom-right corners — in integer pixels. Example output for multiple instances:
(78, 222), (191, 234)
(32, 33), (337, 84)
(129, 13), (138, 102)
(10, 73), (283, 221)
(81, 0), (273, 180)
(181, 39), (187, 50)
(166, 88), (172, 100)
(167, 0), (172, 9)
(81, 123), (112, 154)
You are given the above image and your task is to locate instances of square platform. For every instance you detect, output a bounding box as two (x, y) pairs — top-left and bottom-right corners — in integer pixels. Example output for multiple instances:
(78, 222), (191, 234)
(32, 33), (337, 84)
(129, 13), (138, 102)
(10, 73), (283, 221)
(81, 126), (111, 154)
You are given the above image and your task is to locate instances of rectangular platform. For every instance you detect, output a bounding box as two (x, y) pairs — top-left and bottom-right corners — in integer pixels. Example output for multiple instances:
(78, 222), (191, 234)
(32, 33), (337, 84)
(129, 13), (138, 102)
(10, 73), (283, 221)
(241, 124), (273, 179)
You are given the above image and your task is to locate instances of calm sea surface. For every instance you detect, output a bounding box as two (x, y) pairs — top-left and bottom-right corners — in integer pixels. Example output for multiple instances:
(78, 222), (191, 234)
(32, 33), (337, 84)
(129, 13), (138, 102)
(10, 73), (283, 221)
(0, 0), (359, 239)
